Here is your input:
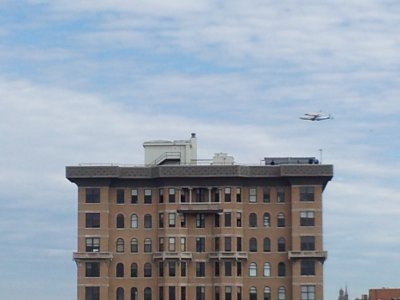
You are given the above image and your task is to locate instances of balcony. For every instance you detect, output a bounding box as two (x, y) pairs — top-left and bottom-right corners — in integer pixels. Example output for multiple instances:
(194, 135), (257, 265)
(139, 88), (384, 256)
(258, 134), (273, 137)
(288, 251), (328, 261)
(73, 252), (113, 261)
(177, 203), (223, 214)
(152, 252), (193, 261)
(208, 251), (248, 261)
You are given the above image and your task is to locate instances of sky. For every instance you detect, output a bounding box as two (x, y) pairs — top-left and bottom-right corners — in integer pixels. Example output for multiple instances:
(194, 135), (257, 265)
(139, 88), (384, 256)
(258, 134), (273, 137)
(0, 1), (399, 299)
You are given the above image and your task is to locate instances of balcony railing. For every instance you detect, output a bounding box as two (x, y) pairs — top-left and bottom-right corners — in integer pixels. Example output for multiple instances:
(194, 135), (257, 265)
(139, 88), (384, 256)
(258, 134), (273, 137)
(208, 251), (248, 261)
(73, 252), (113, 261)
(177, 203), (223, 214)
(152, 252), (193, 261)
(288, 251), (328, 260)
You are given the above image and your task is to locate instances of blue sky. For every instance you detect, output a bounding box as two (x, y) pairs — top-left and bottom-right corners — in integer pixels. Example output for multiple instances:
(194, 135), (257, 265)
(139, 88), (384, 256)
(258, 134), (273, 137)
(1, 1), (400, 299)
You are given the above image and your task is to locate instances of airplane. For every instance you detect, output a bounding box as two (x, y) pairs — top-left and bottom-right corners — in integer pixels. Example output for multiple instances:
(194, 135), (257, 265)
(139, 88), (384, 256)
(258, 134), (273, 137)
(300, 112), (333, 121)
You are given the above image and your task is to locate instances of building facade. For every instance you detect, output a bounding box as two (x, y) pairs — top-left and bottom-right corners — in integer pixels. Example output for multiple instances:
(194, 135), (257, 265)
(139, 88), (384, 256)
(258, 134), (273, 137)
(66, 136), (333, 300)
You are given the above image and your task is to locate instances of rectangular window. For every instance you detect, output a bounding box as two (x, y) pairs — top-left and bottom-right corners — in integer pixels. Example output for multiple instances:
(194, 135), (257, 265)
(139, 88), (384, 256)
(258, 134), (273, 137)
(237, 261), (242, 276)
(180, 214), (187, 227)
(144, 189), (152, 204)
(301, 260), (316, 276)
(168, 261), (176, 277)
(263, 188), (270, 203)
(180, 237), (187, 251)
(169, 286), (176, 300)
(236, 188), (241, 202)
(277, 187), (285, 203)
(301, 236), (316, 251)
(181, 287), (186, 300)
(196, 287), (205, 300)
(85, 287), (100, 300)
(215, 287), (220, 300)
(168, 237), (176, 252)
(196, 262), (205, 277)
(159, 262), (164, 277)
(236, 237), (242, 251)
(237, 287), (242, 300)
(131, 189), (138, 204)
(224, 261), (232, 276)
(196, 213), (205, 228)
(159, 188), (164, 203)
(86, 237), (100, 252)
(224, 237), (232, 252)
(169, 188), (176, 203)
(159, 238), (164, 251)
(159, 287), (164, 300)
(85, 188), (100, 203)
(85, 262), (100, 277)
(214, 261), (220, 276)
(300, 211), (315, 226)
(224, 187), (231, 202)
(225, 286), (232, 300)
(159, 213), (164, 228)
(249, 187), (257, 203)
(224, 212), (231, 227)
(116, 189), (124, 204)
(168, 213), (176, 227)
(214, 237), (220, 251)
(300, 186), (315, 202)
(196, 237), (205, 252)
(236, 212), (242, 227)
(213, 189), (220, 202)
(85, 213), (100, 228)
(214, 214), (220, 227)
(301, 285), (316, 300)
(181, 261), (187, 277)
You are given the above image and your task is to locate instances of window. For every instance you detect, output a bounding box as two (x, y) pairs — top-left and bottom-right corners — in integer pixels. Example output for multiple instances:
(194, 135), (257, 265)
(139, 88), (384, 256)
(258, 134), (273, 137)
(85, 262), (100, 277)
(180, 214), (187, 227)
(249, 287), (257, 300)
(237, 287), (242, 300)
(264, 287), (271, 300)
(236, 188), (241, 202)
(131, 214), (138, 228)
(224, 261), (232, 276)
(300, 211), (315, 226)
(212, 188), (220, 202)
(116, 287), (124, 300)
(116, 189), (125, 204)
(225, 286), (232, 300)
(168, 213), (176, 227)
(196, 213), (205, 228)
(131, 189), (138, 204)
(159, 287), (164, 300)
(236, 212), (242, 227)
(237, 261), (242, 276)
(116, 263), (124, 277)
(249, 213), (257, 227)
(300, 187), (315, 202)
(224, 187), (231, 202)
(86, 237), (100, 252)
(169, 188), (175, 203)
(263, 237), (271, 252)
(301, 236), (315, 251)
(144, 214), (152, 228)
(158, 262), (164, 277)
(301, 260), (316, 276)
(224, 237), (232, 252)
(278, 262), (286, 277)
(180, 237), (186, 251)
(85, 188), (100, 203)
(277, 188), (285, 203)
(131, 288), (138, 300)
(159, 213), (164, 228)
(144, 189), (152, 204)
(169, 261), (176, 277)
(263, 188), (270, 203)
(249, 262), (257, 277)
(196, 287), (205, 300)
(116, 238), (124, 253)
(224, 212), (231, 227)
(169, 287), (175, 300)
(131, 263), (138, 277)
(196, 237), (205, 252)
(214, 214), (220, 227)
(144, 238), (152, 252)
(130, 238), (138, 253)
(168, 237), (176, 251)
(215, 287), (220, 300)
(214, 261), (220, 276)
(277, 237), (286, 252)
(249, 188), (257, 203)
(144, 287), (152, 300)
(85, 287), (100, 300)
(181, 261), (187, 277)
(144, 263), (152, 277)
(159, 188), (164, 203)
(249, 237), (257, 252)
(237, 237), (242, 251)
(278, 287), (286, 300)
(181, 287), (186, 300)
(86, 213), (100, 228)
(196, 262), (205, 277)
(277, 213), (285, 227)
(263, 263), (271, 277)
(116, 214), (125, 229)
(263, 213), (270, 227)
(301, 285), (315, 300)
(159, 237), (165, 251)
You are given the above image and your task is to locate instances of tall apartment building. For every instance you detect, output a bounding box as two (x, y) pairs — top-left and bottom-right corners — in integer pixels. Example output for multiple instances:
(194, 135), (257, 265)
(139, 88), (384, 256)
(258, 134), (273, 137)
(66, 134), (333, 300)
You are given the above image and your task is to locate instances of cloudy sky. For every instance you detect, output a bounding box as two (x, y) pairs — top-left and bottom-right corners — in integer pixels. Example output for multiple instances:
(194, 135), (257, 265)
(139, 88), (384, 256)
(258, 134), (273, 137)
(1, 1), (399, 299)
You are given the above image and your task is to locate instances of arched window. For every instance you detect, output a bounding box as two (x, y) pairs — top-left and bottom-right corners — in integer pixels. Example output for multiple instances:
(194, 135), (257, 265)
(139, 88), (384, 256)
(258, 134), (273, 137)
(144, 238), (152, 253)
(263, 237), (271, 252)
(249, 238), (257, 252)
(249, 213), (257, 227)
(277, 213), (285, 227)
(263, 213), (270, 227)
(117, 214), (125, 228)
(116, 263), (124, 277)
(144, 263), (152, 277)
(278, 262), (286, 277)
(116, 238), (124, 253)
(130, 263), (138, 277)
(131, 214), (138, 228)
(264, 287), (271, 300)
(249, 262), (257, 277)
(131, 238), (138, 253)
(278, 287), (286, 300)
(144, 214), (152, 228)
(249, 286), (257, 300)
(116, 287), (124, 300)
(277, 237), (286, 252)
(131, 287), (138, 300)
(144, 287), (152, 300)
(263, 262), (271, 277)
